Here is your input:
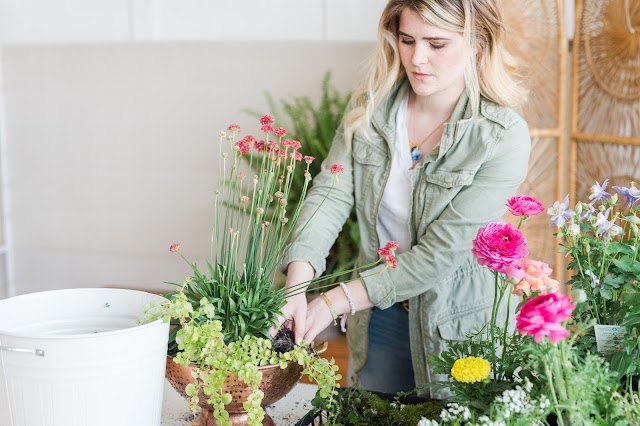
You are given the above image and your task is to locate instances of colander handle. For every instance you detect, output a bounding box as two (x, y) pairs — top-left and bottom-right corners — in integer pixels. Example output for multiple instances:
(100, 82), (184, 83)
(0, 345), (45, 357)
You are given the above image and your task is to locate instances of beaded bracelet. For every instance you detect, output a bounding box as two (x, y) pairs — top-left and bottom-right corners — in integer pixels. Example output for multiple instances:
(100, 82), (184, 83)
(319, 293), (339, 326)
(339, 283), (356, 315)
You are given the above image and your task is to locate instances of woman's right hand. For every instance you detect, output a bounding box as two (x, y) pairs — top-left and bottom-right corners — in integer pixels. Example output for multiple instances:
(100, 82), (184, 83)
(270, 261), (315, 344)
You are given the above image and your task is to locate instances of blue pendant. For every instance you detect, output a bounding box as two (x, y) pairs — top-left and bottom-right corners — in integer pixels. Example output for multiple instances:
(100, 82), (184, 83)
(410, 145), (421, 161)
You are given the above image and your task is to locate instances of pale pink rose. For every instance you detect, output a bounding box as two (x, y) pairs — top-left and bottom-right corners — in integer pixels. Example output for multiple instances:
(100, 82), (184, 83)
(507, 195), (544, 216)
(516, 293), (575, 343)
(471, 222), (529, 274)
(505, 263), (525, 281)
(513, 259), (559, 297)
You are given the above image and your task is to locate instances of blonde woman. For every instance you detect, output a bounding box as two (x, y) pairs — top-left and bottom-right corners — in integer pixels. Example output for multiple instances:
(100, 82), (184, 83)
(277, 0), (530, 397)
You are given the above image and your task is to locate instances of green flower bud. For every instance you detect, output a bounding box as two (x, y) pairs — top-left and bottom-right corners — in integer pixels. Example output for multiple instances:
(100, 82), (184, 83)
(572, 288), (588, 304)
(575, 202), (583, 216)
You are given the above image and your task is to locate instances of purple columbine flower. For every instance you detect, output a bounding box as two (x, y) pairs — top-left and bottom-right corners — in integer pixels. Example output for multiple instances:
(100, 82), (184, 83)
(585, 269), (603, 289)
(594, 208), (624, 239)
(613, 185), (640, 209)
(581, 203), (596, 221)
(589, 179), (612, 204)
(547, 195), (574, 228)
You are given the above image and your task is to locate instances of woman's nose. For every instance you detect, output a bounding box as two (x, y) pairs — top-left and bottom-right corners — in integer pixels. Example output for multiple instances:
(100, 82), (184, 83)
(412, 44), (429, 67)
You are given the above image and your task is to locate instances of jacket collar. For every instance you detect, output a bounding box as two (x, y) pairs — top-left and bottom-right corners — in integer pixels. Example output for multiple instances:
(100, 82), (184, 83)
(371, 77), (474, 161)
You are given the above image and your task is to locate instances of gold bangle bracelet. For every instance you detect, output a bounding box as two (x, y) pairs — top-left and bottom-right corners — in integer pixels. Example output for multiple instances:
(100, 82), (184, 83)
(319, 293), (339, 326)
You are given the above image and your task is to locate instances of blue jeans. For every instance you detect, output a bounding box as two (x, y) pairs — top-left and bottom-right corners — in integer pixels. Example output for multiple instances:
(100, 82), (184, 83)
(349, 303), (415, 394)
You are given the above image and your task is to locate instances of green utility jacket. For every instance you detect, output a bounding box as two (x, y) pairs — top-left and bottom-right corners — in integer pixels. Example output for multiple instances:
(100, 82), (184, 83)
(281, 79), (531, 398)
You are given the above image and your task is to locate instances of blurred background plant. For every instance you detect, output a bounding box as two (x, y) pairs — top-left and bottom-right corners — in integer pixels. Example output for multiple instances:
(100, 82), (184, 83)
(244, 70), (359, 290)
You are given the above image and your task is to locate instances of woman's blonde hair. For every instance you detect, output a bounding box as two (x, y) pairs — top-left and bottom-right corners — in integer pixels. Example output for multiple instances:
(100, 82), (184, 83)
(344, 0), (527, 141)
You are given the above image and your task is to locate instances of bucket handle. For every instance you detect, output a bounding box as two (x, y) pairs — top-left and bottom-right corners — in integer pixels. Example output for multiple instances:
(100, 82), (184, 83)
(0, 345), (45, 357)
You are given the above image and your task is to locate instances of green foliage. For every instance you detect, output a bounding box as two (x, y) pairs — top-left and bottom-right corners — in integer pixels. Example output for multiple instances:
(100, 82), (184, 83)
(310, 386), (441, 426)
(244, 70), (359, 288)
(143, 288), (341, 426)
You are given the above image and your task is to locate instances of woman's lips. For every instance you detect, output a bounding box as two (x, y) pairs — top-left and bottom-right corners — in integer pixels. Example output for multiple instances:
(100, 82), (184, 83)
(412, 72), (433, 80)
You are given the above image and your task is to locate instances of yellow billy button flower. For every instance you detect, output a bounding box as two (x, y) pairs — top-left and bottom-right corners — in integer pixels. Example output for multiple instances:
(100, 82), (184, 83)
(451, 356), (491, 383)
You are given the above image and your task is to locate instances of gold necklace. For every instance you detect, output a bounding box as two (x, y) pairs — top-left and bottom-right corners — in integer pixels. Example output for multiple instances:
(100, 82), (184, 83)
(409, 106), (448, 161)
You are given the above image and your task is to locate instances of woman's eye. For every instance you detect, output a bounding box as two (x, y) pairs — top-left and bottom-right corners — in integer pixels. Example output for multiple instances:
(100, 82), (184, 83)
(400, 39), (414, 45)
(430, 43), (445, 49)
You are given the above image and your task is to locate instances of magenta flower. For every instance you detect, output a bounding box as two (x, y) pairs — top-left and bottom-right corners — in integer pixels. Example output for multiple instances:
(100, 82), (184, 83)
(234, 139), (251, 155)
(169, 243), (182, 253)
(384, 241), (399, 252)
(227, 124), (241, 133)
(506, 195), (544, 216)
(253, 139), (265, 152)
(260, 114), (274, 125)
(471, 222), (528, 274)
(274, 128), (287, 137)
(292, 151), (302, 161)
(330, 164), (344, 183)
(289, 140), (302, 150)
(261, 124), (275, 134)
(304, 156), (315, 164)
(377, 243), (398, 269)
(330, 164), (344, 174)
(516, 293), (575, 343)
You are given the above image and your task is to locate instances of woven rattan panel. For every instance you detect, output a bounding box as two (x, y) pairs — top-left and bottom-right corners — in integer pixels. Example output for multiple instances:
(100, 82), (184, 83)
(502, 0), (567, 272)
(570, 0), (640, 206)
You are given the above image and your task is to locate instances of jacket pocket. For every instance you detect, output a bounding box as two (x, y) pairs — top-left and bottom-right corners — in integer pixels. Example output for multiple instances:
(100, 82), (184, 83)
(352, 136), (387, 165)
(424, 171), (474, 189)
(351, 136), (387, 208)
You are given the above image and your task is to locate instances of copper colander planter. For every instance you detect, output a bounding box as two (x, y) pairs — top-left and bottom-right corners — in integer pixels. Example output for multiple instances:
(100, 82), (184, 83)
(165, 356), (304, 426)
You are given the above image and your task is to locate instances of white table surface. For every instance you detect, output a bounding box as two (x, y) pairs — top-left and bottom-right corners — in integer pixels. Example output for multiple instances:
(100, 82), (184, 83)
(161, 380), (318, 426)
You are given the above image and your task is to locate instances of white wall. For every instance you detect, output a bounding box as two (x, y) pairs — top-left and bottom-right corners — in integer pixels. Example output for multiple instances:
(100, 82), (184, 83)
(0, 0), (388, 298)
(0, 0), (389, 43)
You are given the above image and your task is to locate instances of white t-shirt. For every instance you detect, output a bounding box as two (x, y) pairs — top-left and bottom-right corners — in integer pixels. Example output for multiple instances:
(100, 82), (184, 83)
(377, 92), (413, 255)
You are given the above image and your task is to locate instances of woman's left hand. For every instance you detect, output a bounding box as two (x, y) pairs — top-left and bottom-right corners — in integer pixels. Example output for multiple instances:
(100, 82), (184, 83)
(303, 295), (338, 344)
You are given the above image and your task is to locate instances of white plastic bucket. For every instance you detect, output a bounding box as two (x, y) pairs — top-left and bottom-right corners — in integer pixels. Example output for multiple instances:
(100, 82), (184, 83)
(0, 288), (169, 426)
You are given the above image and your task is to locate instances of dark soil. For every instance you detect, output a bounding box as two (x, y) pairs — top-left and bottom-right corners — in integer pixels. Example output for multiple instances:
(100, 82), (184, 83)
(273, 328), (296, 354)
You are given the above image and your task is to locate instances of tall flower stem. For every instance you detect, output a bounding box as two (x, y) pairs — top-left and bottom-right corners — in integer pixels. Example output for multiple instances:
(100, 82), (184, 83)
(490, 271), (499, 372)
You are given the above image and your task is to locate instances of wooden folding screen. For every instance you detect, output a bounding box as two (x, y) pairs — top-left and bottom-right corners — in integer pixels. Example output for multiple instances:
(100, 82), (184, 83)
(570, 0), (640, 205)
(502, 0), (568, 273)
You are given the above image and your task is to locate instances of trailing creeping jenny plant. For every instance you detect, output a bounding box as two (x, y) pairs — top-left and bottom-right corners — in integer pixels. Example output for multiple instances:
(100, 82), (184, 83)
(143, 115), (398, 426)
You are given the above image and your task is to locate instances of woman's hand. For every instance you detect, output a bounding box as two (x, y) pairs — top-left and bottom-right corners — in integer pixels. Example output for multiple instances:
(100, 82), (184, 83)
(270, 261), (315, 343)
(303, 294), (337, 344)
(303, 280), (374, 344)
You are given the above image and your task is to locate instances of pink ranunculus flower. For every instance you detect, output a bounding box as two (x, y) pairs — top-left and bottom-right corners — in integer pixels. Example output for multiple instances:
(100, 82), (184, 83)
(506, 195), (545, 216)
(512, 259), (560, 297)
(471, 222), (529, 274)
(516, 293), (575, 343)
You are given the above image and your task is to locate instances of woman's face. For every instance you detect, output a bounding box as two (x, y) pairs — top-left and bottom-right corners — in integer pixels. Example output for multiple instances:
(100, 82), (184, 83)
(397, 8), (470, 101)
